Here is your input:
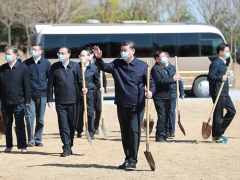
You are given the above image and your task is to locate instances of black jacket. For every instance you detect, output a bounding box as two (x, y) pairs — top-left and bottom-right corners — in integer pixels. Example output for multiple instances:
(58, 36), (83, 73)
(151, 63), (175, 100)
(79, 62), (100, 96)
(0, 60), (31, 104)
(47, 60), (81, 104)
(207, 57), (229, 97)
(23, 56), (51, 98)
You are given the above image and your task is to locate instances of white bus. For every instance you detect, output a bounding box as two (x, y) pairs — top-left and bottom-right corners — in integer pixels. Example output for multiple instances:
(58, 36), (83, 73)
(33, 22), (235, 97)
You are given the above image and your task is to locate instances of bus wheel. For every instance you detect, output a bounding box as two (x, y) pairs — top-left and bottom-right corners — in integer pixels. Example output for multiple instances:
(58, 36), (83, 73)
(193, 77), (209, 97)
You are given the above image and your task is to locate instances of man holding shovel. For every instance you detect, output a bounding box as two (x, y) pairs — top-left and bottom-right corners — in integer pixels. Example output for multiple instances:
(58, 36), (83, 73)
(207, 43), (236, 143)
(93, 40), (155, 170)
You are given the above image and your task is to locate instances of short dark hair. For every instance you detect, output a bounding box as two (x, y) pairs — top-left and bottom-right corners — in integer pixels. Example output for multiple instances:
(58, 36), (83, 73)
(153, 49), (164, 60)
(32, 43), (44, 50)
(5, 46), (18, 54)
(59, 46), (71, 53)
(121, 40), (136, 49)
(84, 47), (93, 55)
(217, 43), (229, 54)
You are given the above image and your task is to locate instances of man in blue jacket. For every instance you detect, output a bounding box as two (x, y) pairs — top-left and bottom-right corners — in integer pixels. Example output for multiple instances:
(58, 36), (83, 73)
(163, 52), (185, 138)
(47, 46), (81, 157)
(24, 43), (51, 147)
(151, 50), (181, 142)
(0, 46), (31, 154)
(93, 40), (155, 170)
(207, 43), (236, 143)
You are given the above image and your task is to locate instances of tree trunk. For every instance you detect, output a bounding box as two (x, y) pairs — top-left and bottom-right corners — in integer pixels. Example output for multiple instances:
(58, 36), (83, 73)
(7, 25), (11, 45)
(25, 24), (30, 59)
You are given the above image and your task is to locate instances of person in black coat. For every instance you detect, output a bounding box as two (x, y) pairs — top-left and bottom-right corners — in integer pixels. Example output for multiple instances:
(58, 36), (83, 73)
(0, 45), (31, 154)
(76, 49), (102, 139)
(47, 46), (81, 157)
(151, 50), (181, 142)
(207, 43), (236, 143)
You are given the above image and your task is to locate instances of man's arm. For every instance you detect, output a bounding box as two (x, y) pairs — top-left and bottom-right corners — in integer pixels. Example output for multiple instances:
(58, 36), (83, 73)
(151, 66), (175, 85)
(207, 62), (222, 82)
(23, 66), (31, 105)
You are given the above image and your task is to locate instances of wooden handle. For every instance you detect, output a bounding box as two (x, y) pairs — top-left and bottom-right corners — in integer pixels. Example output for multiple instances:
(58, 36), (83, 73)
(208, 59), (233, 121)
(81, 58), (88, 125)
(146, 60), (150, 150)
(100, 71), (104, 120)
(175, 56), (180, 111)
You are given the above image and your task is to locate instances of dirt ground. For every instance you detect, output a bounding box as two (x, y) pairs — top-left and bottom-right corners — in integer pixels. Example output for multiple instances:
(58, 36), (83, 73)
(0, 59), (240, 179)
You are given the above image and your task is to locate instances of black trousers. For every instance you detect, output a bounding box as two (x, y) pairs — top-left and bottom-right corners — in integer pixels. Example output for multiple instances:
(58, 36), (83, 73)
(93, 90), (102, 130)
(212, 95), (236, 139)
(2, 103), (27, 149)
(76, 91), (95, 137)
(117, 105), (145, 164)
(56, 103), (77, 151)
(153, 98), (171, 140)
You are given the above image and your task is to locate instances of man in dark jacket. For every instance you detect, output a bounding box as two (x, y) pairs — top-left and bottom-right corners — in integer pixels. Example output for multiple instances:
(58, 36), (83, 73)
(76, 49), (101, 139)
(151, 50), (181, 142)
(163, 52), (185, 138)
(93, 40), (155, 170)
(47, 46), (81, 157)
(0, 45), (31, 154)
(207, 43), (236, 143)
(24, 43), (51, 147)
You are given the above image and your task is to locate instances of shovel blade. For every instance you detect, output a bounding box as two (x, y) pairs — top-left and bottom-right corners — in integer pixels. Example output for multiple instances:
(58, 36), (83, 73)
(177, 113), (186, 136)
(142, 119), (154, 135)
(144, 150), (155, 171)
(85, 129), (92, 146)
(101, 124), (108, 139)
(202, 121), (212, 139)
(0, 120), (5, 135)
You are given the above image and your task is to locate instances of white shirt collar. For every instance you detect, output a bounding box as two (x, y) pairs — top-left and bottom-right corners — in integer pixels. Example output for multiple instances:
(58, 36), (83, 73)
(9, 59), (17, 69)
(219, 56), (226, 64)
(33, 55), (41, 64)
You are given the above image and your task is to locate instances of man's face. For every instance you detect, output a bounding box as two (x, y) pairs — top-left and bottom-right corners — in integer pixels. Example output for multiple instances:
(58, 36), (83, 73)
(120, 45), (135, 58)
(80, 50), (90, 61)
(5, 49), (17, 61)
(58, 48), (70, 60)
(156, 52), (166, 65)
(31, 45), (43, 56)
(220, 47), (230, 57)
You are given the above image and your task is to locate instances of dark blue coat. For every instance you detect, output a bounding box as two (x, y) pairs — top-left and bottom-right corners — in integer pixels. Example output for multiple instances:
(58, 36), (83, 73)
(167, 63), (185, 97)
(207, 57), (229, 97)
(23, 56), (51, 98)
(96, 57), (155, 108)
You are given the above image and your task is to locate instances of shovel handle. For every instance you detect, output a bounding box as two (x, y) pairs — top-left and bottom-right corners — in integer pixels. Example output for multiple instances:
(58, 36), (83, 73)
(146, 60), (150, 150)
(208, 59), (233, 122)
(81, 58), (88, 128)
(175, 56), (180, 111)
(100, 71), (104, 121)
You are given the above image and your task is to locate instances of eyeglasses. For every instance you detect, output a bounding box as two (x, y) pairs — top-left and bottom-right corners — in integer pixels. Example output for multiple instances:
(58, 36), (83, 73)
(57, 53), (68, 56)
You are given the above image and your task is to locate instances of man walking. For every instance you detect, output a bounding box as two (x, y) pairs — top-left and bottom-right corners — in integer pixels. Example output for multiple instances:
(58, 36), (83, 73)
(93, 40), (155, 170)
(24, 43), (51, 147)
(207, 43), (236, 143)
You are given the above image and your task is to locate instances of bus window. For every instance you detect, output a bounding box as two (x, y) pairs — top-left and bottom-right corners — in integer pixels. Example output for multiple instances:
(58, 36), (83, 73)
(153, 34), (177, 57)
(177, 33), (199, 57)
(200, 33), (224, 56)
(109, 34), (152, 58)
(43, 35), (64, 59)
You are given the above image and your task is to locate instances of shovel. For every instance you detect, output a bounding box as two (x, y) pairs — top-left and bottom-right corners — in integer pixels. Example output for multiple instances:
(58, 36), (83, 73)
(175, 56), (186, 136)
(100, 71), (108, 139)
(144, 60), (155, 171)
(81, 57), (92, 146)
(202, 59), (233, 139)
(142, 99), (154, 135)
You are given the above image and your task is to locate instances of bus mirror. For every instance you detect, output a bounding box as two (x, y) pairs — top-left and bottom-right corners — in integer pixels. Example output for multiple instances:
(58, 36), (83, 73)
(235, 46), (240, 55)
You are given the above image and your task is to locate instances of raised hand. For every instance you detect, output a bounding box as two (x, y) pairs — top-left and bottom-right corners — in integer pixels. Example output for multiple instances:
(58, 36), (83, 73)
(93, 46), (102, 58)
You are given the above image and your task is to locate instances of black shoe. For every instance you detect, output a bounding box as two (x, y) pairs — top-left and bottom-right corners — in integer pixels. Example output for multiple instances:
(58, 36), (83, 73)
(27, 143), (34, 147)
(91, 135), (96, 140)
(126, 161), (136, 170)
(119, 161), (128, 169)
(165, 134), (170, 139)
(35, 143), (43, 146)
(95, 129), (99, 135)
(77, 133), (82, 138)
(60, 150), (71, 157)
(170, 134), (175, 137)
(156, 138), (167, 142)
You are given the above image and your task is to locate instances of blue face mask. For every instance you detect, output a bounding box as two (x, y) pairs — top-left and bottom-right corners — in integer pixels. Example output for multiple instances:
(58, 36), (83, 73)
(161, 57), (167, 65)
(5, 55), (14, 62)
(31, 50), (38, 58)
(58, 55), (66, 62)
(120, 51), (130, 61)
(224, 52), (230, 59)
